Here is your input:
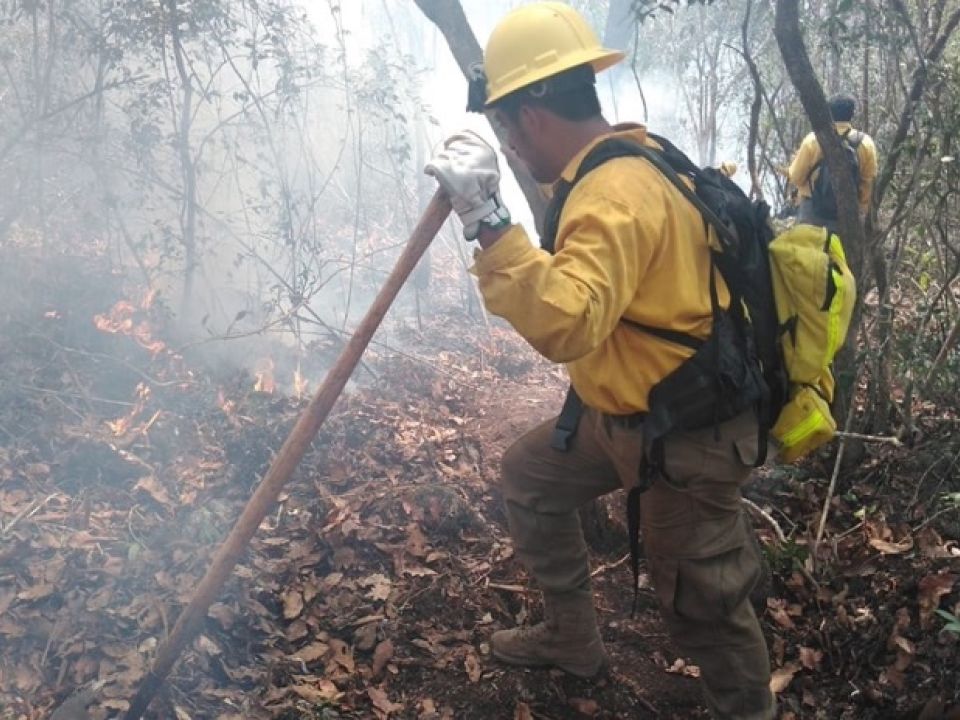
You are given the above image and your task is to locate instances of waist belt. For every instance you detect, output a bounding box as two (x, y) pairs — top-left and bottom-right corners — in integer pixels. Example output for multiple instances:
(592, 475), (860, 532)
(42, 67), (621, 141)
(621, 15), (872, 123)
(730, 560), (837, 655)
(550, 387), (648, 451)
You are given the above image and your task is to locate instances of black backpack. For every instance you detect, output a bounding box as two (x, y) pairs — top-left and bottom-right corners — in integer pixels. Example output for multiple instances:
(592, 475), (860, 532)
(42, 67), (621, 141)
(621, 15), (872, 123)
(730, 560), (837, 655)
(540, 134), (789, 613)
(543, 133), (788, 459)
(808, 128), (863, 221)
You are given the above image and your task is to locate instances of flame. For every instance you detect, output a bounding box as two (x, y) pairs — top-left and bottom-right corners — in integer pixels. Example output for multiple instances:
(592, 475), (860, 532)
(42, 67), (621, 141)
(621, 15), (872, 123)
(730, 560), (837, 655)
(106, 384), (152, 436)
(253, 357), (276, 394)
(293, 364), (309, 399)
(218, 389), (236, 415)
(93, 299), (166, 355)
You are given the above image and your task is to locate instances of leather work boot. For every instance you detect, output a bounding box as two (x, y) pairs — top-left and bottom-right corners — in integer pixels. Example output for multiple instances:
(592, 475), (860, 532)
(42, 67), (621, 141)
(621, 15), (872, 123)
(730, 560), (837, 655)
(491, 589), (606, 677)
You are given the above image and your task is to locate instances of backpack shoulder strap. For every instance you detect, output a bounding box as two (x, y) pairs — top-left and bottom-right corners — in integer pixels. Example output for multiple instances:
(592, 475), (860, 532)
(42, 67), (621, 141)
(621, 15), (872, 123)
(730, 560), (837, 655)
(543, 133), (739, 252)
(541, 139), (647, 253)
(806, 128), (861, 185)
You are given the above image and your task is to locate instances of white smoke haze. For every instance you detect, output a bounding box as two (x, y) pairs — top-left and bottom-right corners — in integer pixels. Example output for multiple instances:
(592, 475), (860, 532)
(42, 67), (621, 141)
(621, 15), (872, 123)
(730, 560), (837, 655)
(0, 0), (758, 392)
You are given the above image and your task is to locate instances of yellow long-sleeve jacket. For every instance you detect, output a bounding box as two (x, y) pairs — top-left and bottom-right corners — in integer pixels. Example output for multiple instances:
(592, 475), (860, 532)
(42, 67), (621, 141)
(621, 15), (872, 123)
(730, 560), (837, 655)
(471, 125), (725, 415)
(788, 122), (878, 211)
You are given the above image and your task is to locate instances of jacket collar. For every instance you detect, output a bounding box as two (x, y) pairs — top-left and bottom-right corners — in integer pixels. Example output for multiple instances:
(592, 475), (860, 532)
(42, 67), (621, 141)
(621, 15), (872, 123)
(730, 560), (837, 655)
(556, 123), (651, 186)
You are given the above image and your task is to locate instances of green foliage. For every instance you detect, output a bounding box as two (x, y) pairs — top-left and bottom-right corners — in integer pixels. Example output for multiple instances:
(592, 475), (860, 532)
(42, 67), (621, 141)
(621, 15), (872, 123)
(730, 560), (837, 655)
(936, 609), (960, 636)
(765, 537), (810, 576)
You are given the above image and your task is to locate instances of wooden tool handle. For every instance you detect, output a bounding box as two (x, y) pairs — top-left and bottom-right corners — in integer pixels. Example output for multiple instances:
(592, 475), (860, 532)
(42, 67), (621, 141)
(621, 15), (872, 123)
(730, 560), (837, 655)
(125, 190), (452, 719)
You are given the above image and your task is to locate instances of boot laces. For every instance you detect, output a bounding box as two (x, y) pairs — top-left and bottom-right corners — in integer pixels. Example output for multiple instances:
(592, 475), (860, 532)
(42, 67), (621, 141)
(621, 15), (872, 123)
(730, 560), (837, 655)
(514, 619), (553, 642)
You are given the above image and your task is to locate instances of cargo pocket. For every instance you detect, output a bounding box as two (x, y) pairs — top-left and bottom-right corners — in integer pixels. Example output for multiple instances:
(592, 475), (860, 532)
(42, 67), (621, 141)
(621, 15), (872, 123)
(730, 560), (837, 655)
(674, 546), (759, 623)
(660, 430), (706, 489)
(733, 425), (760, 467)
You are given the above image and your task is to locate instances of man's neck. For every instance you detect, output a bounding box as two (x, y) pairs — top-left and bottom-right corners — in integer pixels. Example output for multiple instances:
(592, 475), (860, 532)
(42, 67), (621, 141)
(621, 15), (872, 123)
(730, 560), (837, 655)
(550, 117), (614, 178)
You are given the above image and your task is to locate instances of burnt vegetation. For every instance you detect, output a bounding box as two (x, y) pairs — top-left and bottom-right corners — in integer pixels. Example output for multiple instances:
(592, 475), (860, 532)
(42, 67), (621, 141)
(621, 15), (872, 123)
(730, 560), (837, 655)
(1, 1), (959, 719)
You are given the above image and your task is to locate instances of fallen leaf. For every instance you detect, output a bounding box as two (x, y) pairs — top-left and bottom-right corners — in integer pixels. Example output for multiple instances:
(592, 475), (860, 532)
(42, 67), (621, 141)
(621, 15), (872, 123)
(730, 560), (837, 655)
(134, 475), (170, 506)
(770, 662), (800, 693)
(285, 619), (308, 642)
(665, 658), (700, 677)
(882, 667), (906, 690)
(420, 698), (437, 715)
(362, 573), (393, 602)
(14, 665), (41, 692)
(23, 463), (50, 480)
(868, 536), (914, 554)
(195, 634), (221, 656)
(569, 697), (600, 716)
(208, 603), (236, 630)
(767, 599), (796, 630)
(892, 635), (915, 655)
(917, 527), (953, 558)
(282, 590), (304, 620)
(329, 639), (355, 673)
(292, 641), (329, 663)
(799, 646), (822, 670)
(918, 573), (957, 629)
(372, 639), (394, 677)
(17, 584), (55, 602)
(404, 565), (438, 577)
(464, 651), (481, 683)
(405, 524), (430, 558)
(0, 588), (15, 616)
(368, 686), (403, 715)
(291, 680), (342, 703)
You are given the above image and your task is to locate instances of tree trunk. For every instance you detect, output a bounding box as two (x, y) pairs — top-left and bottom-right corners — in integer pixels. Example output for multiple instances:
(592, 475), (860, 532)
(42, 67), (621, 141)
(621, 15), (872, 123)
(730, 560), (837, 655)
(167, 0), (198, 317)
(412, 0), (548, 235)
(774, 0), (866, 426)
(741, 0), (764, 200)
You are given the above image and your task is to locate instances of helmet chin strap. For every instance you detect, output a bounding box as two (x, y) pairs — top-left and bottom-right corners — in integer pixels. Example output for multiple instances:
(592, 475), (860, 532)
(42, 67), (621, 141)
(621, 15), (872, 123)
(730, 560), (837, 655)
(466, 63), (488, 113)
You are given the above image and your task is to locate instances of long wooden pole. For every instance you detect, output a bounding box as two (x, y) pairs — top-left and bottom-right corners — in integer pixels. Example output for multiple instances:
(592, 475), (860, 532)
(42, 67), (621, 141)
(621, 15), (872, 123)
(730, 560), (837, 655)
(125, 191), (452, 719)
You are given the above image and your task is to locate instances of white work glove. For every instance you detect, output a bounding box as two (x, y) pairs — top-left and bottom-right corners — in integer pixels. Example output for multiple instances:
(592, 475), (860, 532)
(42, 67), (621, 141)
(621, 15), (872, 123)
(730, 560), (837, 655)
(425, 130), (511, 241)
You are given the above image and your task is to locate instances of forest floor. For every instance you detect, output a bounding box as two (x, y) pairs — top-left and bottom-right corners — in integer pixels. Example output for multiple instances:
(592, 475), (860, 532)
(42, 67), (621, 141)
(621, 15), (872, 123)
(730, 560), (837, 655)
(1, 262), (959, 720)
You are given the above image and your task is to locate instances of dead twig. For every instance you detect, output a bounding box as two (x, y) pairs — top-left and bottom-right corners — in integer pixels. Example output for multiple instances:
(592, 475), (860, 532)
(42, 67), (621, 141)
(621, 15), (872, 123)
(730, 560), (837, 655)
(0, 493), (59, 538)
(833, 430), (902, 446)
(14, 383), (135, 407)
(742, 498), (787, 544)
(814, 362), (864, 557)
(743, 498), (820, 592)
(590, 552), (631, 578)
(486, 582), (535, 595)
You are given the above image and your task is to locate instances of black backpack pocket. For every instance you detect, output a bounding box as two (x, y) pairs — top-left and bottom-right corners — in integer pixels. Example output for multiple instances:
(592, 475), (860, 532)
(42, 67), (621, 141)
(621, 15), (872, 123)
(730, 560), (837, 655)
(643, 312), (765, 444)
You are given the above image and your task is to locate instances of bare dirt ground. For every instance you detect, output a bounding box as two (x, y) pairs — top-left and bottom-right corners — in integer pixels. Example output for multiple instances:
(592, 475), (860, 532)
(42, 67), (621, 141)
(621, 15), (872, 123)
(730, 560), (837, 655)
(1, 289), (958, 720)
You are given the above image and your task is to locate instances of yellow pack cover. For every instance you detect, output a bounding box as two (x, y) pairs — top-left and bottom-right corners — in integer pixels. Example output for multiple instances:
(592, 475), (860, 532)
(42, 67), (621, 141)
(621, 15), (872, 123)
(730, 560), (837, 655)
(769, 223), (856, 459)
(772, 383), (837, 463)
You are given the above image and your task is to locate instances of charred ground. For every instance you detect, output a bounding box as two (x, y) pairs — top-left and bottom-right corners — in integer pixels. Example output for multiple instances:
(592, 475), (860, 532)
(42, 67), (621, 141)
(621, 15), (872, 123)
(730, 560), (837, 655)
(0, 255), (958, 720)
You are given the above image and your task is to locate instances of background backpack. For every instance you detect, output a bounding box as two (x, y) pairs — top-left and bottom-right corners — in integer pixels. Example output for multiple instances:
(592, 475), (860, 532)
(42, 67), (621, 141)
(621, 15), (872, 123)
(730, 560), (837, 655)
(767, 224), (856, 461)
(808, 129), (863, 221)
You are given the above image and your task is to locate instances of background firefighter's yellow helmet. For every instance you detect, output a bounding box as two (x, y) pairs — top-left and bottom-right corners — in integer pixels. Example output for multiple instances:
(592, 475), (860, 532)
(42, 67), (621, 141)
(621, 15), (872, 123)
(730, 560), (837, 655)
(483, 2), (625, 106)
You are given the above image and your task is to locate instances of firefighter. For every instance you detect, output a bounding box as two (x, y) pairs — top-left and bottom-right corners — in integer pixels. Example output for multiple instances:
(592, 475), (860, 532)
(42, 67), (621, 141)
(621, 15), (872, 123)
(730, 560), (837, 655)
(425, 4), (774, 718)
(788, 94), (878, 232)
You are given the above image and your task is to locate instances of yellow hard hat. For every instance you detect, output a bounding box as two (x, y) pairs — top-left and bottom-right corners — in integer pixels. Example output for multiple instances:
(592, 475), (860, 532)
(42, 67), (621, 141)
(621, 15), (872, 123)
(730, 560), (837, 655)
(483, 2), (625, 106)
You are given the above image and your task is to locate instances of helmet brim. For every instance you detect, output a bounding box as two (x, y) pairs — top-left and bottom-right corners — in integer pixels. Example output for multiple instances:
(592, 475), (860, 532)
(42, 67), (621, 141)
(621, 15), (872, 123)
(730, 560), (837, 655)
(485, 47), (625, 107)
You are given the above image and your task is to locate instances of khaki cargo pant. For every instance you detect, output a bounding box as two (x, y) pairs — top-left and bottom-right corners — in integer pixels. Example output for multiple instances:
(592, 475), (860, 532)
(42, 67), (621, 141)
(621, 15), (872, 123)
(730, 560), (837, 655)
(500, 407), (775, 720)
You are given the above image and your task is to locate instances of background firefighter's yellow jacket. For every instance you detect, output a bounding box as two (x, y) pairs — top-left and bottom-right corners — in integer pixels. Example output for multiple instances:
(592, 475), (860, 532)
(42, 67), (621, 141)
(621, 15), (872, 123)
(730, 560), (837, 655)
(471, 125), (726, 415)
(788, 122), (878, 211)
